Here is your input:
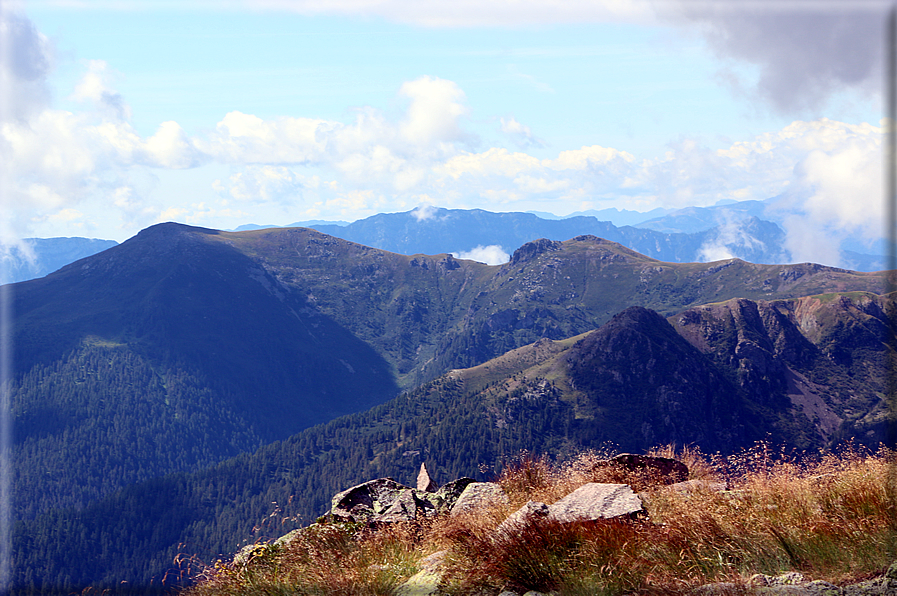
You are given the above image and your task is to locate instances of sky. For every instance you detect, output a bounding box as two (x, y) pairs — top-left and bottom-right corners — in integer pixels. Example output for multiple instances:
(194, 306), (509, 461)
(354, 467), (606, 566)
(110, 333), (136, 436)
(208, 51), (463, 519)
(0, 0), (892, 266)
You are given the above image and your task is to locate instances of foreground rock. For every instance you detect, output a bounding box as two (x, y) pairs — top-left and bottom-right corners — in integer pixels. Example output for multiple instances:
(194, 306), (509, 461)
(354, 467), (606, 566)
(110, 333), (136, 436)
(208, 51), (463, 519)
(394, 550), (447, 596)
(494, 483), (644, 541)
(494, 500), (550, 537)
(548, 483), (644, 522)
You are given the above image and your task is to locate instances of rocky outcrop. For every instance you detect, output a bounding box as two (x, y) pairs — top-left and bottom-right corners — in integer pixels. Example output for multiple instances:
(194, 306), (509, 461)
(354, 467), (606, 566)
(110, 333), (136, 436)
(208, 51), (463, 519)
(327, 476), (475, 524)
(695, 564), (897, 595)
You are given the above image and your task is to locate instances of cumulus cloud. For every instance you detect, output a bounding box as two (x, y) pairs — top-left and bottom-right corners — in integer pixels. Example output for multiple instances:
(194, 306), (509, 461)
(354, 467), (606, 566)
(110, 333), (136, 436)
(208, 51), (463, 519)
(696, 212), (780, 264)
(452, 244), (510, 265)
(214, 166), (321, 204)
(399, 76), (470, 149)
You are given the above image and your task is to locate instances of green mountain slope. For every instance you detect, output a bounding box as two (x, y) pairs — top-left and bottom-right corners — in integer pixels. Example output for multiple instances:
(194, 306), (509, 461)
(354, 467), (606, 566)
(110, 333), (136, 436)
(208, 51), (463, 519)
(12, 224), (399, 521)
(13, 291), (894, 593)
(214, 227), (888, 387)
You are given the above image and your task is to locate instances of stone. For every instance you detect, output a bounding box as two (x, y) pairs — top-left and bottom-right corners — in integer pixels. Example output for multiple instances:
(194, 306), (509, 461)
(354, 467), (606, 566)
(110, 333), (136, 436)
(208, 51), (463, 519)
(601, 453), (688, 486)
(271, 528), (303, 548)
(394, 550), (447, 596)
(375, 488), (436, 523)
(494, 500), (549, 538)
(329, 478), (409, 522)
(430, 477), (476, 513)
(417, 463), (438, 492)
(547, 483), (643, 522)
(450, 482), (509, 516)
(666, 478), (727, 493)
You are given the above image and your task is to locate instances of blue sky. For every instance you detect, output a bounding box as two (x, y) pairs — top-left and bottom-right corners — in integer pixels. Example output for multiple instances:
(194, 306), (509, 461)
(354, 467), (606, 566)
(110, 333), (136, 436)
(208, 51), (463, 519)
(0, 0), (890, 266)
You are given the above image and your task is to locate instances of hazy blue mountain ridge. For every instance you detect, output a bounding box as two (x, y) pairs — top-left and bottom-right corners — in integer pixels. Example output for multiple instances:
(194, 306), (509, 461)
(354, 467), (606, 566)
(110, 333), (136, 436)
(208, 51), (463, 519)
(1, 237), (118, 284)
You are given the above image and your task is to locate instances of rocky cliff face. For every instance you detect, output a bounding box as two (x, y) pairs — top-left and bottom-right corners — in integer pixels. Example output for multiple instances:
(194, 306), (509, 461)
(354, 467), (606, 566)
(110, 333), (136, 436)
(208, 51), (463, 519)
(671, 292), (894, 447)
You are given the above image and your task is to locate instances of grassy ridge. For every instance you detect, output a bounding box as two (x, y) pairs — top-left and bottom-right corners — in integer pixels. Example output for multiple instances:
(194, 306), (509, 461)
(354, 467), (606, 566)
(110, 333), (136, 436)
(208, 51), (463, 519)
(185, 444), (897, 595)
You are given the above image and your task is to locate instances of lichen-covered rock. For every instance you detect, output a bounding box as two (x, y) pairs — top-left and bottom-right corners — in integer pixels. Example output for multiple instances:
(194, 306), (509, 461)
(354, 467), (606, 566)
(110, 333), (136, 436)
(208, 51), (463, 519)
(430, 477), (476, 512)
(450, 482), (509, 516)
(547, 483), (643, 522)
(327, 476), (475, 524)
(394, 550), (447, 596)
(666, 478), (728, 493)
(329, 478), (409, 522)
(376, 488), (436, 523)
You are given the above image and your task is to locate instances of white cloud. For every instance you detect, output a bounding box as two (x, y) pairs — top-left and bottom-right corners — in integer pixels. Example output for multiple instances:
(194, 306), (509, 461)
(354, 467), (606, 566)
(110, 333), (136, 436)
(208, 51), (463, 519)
(0, 8), (53, 123)
(241, 0), (657, 27)
(215, 166), (317, 204)
(411, 204), (439, 221)
(696, 212), (780, 264)
(439, 148), (541, 180)
(452, 244), (510, 265)
(500, 116), (545, 149)
(70, 60), (131, 121)
(144, 121), (204, 169)
(399, 76), (470, 149)
(546, 145), (635, 171)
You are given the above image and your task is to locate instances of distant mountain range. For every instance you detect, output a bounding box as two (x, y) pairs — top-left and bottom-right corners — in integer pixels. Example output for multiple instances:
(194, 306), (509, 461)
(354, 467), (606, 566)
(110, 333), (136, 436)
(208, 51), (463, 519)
(270, 203), (885, 271)
(7, 222), (894, 592)
(3, 202), (887, 285)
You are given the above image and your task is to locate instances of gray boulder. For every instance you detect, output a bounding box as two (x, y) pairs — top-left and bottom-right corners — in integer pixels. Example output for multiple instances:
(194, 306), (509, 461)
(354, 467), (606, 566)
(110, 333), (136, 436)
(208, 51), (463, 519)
(429, 477), (476, 513)
(450, 482), (509, 516)
(329, 478), (409, 522)
(328, 476), (477, 524)
(548, 483), (643, 522)
(494, 500), (550, 538)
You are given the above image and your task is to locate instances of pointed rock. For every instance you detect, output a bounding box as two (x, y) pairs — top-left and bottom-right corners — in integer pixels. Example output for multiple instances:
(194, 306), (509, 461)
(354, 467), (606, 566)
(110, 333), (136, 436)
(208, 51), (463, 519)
(417, 463), (438, 492)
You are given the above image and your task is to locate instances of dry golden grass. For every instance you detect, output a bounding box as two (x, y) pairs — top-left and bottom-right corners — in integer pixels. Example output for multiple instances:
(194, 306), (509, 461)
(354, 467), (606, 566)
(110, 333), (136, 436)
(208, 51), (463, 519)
(184, 444), (897, 596)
